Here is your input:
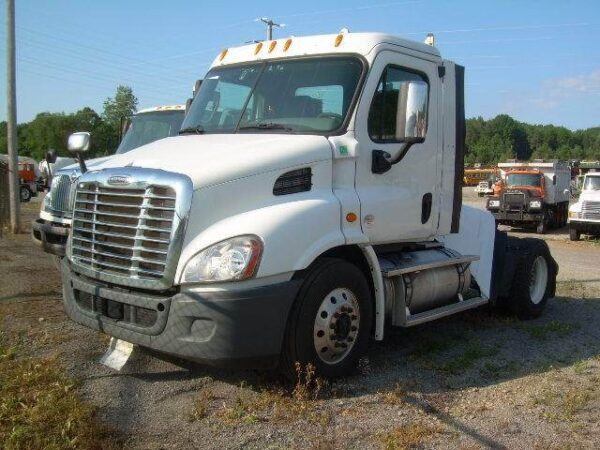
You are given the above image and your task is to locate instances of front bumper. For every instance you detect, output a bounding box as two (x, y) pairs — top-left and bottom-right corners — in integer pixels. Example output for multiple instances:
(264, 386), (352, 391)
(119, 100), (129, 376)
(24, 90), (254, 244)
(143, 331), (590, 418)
(61, 260), (301, 368)
(32, 218), (69, 257)
(569, 220), (600, 234)
(490, 210), (543, 223)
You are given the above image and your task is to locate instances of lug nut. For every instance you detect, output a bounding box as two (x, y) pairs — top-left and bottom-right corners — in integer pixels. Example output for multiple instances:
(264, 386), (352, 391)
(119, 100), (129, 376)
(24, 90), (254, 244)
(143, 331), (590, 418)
(347, 337), (354, 342)
(329, 323), (335, 329)
(351, 326), (357, 332)
(340, 343), (348, 348)
(351, 315), (358, 321)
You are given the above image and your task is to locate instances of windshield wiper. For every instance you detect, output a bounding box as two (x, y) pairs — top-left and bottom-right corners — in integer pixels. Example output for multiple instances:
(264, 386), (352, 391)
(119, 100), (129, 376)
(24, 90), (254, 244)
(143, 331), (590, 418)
(178, 125), (205, 135)
(239, 122), (293, 132)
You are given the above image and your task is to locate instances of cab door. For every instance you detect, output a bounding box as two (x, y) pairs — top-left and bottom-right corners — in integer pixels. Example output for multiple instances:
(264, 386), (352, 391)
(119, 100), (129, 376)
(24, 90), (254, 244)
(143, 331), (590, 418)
(354, 49), (441, 243)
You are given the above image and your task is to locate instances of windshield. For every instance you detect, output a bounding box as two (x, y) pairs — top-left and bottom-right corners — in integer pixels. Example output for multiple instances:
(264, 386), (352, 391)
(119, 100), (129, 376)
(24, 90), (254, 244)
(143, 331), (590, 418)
(116, 110), (185, 154)
(181, 56), (363, 134)
(507, 173), (542, 187)
(583, 176), (600, 191)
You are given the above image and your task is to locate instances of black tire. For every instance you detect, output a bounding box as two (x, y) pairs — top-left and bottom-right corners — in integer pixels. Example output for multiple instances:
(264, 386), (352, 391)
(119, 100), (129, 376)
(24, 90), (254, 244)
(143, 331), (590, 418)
(20, 185), (32, 202)
(569, 227), (580, 241)
(282, 258), (373, 379)
(536, 220), (547, 234)
(506, 238), (557, 320)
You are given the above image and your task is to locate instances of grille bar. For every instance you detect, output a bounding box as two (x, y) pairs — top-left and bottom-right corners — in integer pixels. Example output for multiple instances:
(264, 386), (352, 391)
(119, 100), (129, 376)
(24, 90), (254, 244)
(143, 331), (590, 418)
(71, 182), (176, 282)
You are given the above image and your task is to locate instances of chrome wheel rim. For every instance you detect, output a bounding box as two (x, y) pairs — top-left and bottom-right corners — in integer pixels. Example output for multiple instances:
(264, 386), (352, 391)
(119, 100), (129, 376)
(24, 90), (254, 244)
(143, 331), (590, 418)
(313, 287), (360, 365)
(529, 256), (548, 305)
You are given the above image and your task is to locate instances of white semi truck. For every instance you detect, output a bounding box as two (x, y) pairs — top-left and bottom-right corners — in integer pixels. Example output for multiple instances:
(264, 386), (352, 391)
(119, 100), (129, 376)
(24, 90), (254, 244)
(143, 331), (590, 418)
(59, 32), (557, 378)
(32, 105), (186, 256)
(568, 172), (600, 240)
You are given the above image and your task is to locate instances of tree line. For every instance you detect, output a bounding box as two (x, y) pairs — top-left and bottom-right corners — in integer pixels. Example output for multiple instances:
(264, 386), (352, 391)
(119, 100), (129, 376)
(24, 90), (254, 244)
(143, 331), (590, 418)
(466, 114), (600, 165)
(0, 86), (138, 161)
(1, 90), (599, 164)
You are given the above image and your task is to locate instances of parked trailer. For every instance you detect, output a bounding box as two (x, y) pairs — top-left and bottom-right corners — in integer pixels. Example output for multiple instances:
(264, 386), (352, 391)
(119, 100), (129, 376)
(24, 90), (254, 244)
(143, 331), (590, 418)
(487, 161), (571, 234)
(58, 31), (557, 378)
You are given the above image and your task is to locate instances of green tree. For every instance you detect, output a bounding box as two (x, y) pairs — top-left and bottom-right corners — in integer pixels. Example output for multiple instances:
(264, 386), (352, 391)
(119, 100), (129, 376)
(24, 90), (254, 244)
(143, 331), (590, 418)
(102, 85), (138, 127)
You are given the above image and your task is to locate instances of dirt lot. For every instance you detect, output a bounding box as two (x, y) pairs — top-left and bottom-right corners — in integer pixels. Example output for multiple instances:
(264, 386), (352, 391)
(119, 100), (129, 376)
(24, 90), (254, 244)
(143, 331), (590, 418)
(1, 192), (599, 450)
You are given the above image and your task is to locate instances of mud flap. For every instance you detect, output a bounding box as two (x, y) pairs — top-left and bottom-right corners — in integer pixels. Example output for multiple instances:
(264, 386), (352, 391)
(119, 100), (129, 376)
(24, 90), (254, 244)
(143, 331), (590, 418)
(100, 337), (135, 371)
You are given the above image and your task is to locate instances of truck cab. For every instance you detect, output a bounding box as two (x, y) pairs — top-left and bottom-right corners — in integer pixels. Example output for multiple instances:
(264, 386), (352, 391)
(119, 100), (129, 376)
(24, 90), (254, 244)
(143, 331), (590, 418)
(58, 32), (557, 378)
(32, 105), (186, 256)
(568, 172), (600, 240)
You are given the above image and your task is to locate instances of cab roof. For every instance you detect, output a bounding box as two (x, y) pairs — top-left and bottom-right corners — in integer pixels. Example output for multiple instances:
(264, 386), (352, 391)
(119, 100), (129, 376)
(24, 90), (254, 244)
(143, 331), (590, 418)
(137, 105), (185, 114)
(210, 32), (441, 68)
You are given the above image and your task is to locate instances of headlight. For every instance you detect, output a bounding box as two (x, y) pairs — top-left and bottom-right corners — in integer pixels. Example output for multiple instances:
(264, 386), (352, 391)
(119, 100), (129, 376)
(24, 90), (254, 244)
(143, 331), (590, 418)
(529, 200), (542, 209)
(488, 199), (500, 208)
(182, 235), (263, 283)
(568, 211), (580, 219)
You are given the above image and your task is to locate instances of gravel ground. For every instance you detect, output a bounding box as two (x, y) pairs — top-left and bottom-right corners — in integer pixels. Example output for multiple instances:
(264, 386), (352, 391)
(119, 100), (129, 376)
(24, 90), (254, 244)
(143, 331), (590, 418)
(1, 192), (599, 450)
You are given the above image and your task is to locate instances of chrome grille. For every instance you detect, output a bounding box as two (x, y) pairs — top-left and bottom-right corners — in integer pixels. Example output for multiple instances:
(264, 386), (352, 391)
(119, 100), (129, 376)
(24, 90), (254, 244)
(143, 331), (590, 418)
(582, 201), (600, 220)
(49, 174), (78, 217)
(72, 183), (175, 280)
(503, 192), (525, 210)
(69, 168), (192, 290)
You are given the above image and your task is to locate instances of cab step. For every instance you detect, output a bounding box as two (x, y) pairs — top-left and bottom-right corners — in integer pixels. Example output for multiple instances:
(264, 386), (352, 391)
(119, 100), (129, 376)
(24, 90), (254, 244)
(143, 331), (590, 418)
(404, 295), (489, 327)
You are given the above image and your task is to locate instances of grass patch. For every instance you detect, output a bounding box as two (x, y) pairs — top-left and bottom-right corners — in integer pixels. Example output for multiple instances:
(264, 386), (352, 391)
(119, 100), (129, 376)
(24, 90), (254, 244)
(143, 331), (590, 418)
(532, 385), (597, 422)
(523, 320), (576, 340)
(192, 363), (330, 426)
(0, 333), (121, 450)
(437, 341), (500, 374)
(379, 422), (443, 450)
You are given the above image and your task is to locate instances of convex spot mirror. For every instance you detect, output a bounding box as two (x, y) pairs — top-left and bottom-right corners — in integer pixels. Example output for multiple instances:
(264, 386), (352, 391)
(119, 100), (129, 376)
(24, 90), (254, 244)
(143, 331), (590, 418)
(68, 132), (91, 153)
(395, 80), (428, 142)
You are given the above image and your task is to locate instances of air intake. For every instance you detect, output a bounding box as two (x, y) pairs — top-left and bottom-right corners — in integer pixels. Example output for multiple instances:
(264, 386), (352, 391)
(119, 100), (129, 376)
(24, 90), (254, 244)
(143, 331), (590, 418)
(273, 168), (312, 196)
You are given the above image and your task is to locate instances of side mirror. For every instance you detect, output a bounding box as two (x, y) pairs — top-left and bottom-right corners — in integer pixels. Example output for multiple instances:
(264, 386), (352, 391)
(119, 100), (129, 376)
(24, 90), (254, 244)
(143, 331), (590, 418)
(45, 148), (57, 164)
(395, 80), (428, 142)
(67, 132), (91, 153)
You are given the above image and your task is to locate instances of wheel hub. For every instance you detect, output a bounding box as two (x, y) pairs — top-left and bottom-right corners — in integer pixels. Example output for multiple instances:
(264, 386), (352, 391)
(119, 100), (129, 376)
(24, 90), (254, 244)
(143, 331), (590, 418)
(313, 288), (360, 365)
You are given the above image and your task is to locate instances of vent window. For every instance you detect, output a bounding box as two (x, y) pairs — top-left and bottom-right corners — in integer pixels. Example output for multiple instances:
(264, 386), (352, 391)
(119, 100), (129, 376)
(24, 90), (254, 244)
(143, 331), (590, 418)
(273, 168), (312, 196)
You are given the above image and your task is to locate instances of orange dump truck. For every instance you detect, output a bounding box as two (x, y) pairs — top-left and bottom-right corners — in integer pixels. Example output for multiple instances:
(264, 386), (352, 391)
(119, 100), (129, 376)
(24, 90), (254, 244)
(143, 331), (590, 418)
(486, 161), (571, 234)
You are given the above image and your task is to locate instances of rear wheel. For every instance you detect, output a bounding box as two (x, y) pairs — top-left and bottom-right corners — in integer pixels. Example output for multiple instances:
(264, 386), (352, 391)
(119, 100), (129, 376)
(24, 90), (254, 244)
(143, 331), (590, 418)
(282, 258), (373, 379)
(20, 185), (32, 202)
(569, 227), (580, 241)
(506, 239), (556, 320)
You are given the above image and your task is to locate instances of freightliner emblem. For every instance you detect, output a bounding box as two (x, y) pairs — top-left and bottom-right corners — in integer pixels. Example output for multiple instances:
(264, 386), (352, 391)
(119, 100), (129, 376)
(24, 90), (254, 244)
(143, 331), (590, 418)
(107, 175), (132, 185)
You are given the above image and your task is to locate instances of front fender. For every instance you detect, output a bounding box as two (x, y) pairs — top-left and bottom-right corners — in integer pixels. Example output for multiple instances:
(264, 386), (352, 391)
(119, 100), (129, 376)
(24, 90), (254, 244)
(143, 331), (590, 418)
(175, 164), (345, 284)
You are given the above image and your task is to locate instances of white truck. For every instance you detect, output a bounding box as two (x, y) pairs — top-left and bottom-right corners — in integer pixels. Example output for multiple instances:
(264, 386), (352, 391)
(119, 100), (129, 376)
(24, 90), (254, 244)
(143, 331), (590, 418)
(59, 32), (557, 378)
(568, 172), (600, 240)
(32, 105), (186, 256)
(487, 161), (571, 233)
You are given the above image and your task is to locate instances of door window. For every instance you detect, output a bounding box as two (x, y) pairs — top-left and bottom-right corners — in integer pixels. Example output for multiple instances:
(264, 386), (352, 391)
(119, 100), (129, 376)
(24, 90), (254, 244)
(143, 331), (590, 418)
(368, 66), (429, 142)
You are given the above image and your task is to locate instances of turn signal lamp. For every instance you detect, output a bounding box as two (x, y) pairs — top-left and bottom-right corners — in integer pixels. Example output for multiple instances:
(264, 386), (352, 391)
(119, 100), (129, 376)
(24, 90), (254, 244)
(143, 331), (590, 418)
(254, 42), (263, 54)
(268, 40), (277, 53)
(334, 34), (344, 47)
(218, 48), (228, 61)
(346, 212), (358, 223)
(283, 38), (292, 51)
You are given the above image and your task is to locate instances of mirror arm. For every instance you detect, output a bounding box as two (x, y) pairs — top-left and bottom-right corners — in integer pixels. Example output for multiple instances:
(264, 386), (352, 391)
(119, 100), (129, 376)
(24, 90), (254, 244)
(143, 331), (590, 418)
(76, 152), (87, 174)
(371, 138), (424, 174)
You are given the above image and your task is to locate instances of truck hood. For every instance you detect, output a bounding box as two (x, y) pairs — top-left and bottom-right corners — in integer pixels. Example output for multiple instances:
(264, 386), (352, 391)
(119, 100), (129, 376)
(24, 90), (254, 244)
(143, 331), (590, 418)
(85, 134), (332, 189)
(579, 190), (600, 202)
(57, 155), (113, 176)
(504, 186), (542, 198)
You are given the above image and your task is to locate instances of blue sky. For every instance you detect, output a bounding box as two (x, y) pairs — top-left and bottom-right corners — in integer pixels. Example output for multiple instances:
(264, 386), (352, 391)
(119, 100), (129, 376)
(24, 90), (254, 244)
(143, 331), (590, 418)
(1, 0), (599, 129)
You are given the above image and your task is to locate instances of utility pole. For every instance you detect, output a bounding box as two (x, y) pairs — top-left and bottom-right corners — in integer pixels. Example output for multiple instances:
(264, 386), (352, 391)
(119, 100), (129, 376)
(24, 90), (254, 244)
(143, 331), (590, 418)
(258, 17), (284, 40)
(6, 0), (20, 233)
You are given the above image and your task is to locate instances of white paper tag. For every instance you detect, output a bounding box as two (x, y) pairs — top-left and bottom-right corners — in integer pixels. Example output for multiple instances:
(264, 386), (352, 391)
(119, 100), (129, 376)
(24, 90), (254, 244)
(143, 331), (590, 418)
(100, 337), (135, 371)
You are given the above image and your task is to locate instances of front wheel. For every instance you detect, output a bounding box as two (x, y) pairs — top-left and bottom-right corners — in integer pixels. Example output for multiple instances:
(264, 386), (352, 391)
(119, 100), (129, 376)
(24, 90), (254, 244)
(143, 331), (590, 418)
(536, 219), (547, 234)
(20, 185), (32, 202)
(506, 239), (556, 320)
(569, 227), (580, 241)
(282, 258), (373, 379)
